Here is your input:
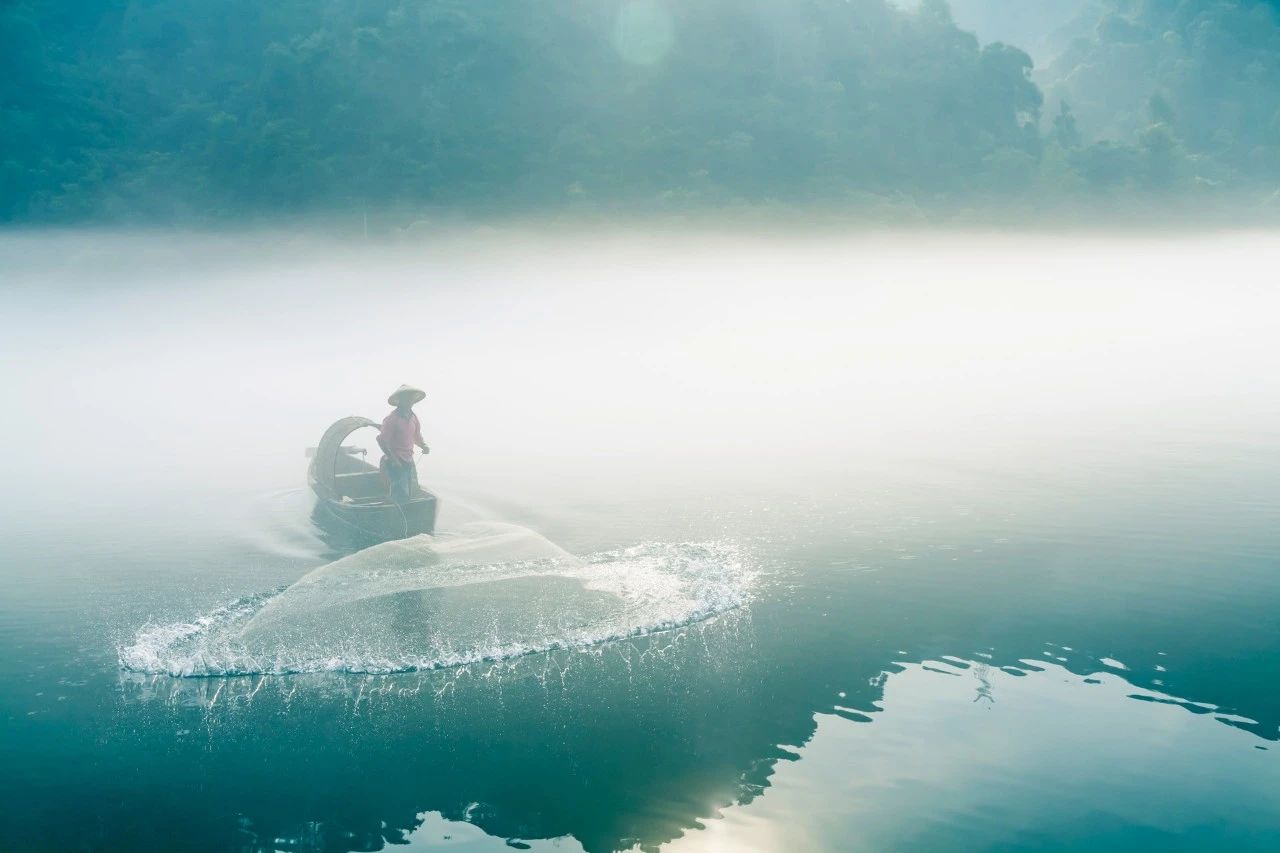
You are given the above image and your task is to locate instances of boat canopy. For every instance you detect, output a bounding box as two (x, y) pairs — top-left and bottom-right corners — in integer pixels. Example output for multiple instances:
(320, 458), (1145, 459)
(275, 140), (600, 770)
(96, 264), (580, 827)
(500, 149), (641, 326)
(312, 416), (378, 496)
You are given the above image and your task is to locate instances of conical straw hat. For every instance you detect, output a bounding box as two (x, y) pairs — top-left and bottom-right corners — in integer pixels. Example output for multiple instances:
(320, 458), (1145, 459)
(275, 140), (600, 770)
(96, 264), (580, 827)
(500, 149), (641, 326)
(387, 384), (426, 406)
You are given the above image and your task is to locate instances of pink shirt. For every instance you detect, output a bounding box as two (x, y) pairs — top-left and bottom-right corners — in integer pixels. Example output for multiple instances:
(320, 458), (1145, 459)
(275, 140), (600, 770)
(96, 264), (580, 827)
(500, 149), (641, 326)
(379, 409), (423, 463)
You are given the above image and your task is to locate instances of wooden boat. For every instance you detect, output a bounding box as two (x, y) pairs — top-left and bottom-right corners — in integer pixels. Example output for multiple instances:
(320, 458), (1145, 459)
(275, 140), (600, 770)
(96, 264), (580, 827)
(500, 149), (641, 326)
(307, 416), (438, 542)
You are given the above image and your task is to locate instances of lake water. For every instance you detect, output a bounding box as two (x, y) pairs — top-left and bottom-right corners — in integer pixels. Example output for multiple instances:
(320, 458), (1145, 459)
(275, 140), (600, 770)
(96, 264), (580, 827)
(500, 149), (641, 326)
(1, 228), (1278, 851)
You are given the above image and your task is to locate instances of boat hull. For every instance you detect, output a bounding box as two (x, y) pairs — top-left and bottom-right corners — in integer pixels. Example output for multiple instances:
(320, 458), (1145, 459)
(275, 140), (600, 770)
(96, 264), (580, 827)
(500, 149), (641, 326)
(307, 415), (439, 544)
(311, 491), (438, 541)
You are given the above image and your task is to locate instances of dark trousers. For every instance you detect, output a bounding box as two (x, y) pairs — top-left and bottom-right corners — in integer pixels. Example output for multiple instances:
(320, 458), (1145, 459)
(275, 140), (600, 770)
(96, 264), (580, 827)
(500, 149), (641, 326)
(385, 457), (417, 503)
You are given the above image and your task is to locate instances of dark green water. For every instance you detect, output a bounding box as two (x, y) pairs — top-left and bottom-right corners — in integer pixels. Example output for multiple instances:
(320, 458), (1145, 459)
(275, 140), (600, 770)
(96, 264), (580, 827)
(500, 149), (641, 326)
(2, 232), (1278, 851)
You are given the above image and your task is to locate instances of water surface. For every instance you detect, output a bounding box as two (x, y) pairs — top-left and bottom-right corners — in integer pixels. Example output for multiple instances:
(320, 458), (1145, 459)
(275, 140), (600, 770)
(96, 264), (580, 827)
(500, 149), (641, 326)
(1, 229), (1277, 851)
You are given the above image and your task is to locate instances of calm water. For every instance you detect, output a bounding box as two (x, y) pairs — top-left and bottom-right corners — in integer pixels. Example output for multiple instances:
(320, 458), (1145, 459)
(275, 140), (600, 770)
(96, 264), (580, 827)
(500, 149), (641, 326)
(1, 229), (1278, 851)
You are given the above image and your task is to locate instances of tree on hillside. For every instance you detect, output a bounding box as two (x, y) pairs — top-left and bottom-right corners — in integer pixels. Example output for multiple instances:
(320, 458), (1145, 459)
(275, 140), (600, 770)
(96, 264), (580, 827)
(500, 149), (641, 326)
(1040, 0), (1280, 185)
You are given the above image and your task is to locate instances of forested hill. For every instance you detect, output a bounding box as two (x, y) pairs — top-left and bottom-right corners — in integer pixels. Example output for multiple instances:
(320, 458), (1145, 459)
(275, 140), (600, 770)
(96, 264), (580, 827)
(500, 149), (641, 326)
(4, 0), (1280, 224)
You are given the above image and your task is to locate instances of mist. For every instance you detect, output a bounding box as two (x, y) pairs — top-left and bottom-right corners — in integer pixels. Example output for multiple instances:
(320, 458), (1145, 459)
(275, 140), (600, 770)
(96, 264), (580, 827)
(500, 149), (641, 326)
(4, 226), (1277, 529)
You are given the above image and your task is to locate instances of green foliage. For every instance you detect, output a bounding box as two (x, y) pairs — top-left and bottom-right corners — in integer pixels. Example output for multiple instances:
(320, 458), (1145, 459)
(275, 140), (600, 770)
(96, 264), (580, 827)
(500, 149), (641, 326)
(2, 0), (1278, 223)
(1051, 103), (1083, 150)
(1041, 0), (1280, 186)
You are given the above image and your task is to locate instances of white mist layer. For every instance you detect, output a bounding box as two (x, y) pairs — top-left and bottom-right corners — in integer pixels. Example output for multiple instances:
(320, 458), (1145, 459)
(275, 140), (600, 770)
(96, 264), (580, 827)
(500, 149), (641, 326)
(119, 523), (753, 676)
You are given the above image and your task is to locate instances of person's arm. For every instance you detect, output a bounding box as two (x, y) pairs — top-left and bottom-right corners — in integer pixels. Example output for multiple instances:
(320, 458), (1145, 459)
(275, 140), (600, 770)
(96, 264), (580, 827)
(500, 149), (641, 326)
(415, 417), (429, 454)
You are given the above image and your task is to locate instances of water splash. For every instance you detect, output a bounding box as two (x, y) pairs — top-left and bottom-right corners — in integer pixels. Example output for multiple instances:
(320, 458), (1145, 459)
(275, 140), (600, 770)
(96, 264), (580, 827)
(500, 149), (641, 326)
(119, 523), (753, 677)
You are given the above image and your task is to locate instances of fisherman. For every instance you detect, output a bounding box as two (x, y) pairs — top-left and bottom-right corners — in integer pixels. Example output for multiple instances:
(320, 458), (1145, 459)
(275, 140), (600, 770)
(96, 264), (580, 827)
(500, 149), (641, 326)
(378, 384), (430, 503)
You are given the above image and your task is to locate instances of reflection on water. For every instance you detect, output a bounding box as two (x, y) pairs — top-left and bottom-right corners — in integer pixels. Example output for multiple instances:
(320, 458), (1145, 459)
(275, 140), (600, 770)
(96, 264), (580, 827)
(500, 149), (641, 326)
(1, 230), (1279, 851)
(668, 660), (1280, 852)
(106, 575), (1278, 853)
